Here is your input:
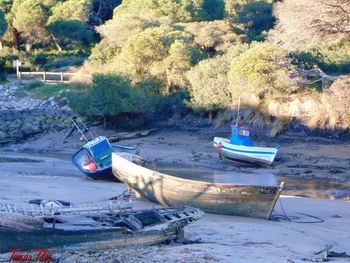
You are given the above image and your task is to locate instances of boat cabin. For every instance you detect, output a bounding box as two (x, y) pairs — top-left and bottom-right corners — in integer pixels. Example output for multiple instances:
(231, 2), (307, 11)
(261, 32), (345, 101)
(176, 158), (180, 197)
(230, 125), (254, 146)
(83, 136), (113, 168)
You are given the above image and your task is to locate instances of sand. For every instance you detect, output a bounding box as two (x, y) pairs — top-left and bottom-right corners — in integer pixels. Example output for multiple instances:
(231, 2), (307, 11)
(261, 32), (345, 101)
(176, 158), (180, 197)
(0, 128), (349, 262)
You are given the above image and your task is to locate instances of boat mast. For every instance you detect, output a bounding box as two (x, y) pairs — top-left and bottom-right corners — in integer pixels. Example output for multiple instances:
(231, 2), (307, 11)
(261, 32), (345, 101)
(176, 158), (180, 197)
(235, 96), (241, 126)
(71, 116), (95, 142)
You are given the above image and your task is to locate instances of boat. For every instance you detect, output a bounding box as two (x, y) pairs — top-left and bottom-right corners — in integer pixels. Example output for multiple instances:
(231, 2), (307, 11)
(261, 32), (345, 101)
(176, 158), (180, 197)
(69, 116), (138, 181)
(72, 136), (137, 181)
(0, 200), (203, 252)
(213, 126), (280, 166)
(112, 153), (284, 219)
(213, 98), (279, 166)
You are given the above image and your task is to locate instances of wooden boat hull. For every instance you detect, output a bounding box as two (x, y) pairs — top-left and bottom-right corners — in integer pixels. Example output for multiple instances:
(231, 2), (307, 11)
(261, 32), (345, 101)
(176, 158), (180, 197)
(0, 206), (203, 252)
(213, 137), (279, 166)
(72, 145), (137, 181)
(112, 153), (284, 219)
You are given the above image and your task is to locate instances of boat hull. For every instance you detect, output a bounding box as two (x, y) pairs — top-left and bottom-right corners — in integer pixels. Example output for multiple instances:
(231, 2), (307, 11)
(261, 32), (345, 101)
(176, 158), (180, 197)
(112, 153), (283, 219)
(0, 206), (203, 252)
(213, 137), (279, 166)
(72, 145), (137, 181)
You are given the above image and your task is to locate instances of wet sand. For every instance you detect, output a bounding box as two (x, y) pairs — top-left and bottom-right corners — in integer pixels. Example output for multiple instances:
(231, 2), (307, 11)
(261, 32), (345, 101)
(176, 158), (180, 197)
(0, 127), (349, 262)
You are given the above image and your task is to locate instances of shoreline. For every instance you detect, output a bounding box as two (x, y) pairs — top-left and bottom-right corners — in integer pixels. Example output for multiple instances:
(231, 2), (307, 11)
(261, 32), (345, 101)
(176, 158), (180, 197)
(0, 127), (349, 262)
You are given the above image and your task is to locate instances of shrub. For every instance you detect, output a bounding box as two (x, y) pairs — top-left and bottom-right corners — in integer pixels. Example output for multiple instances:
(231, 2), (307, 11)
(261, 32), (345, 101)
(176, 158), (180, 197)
(187, 54), (231, 111)
(228, 42), (297, 103)
(67, 74), (158, 121)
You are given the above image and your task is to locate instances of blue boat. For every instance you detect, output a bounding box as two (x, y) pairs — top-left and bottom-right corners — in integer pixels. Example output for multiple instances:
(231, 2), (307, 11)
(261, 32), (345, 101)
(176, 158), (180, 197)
(72, 136), (137, 181)
(213, 125), (280, 166)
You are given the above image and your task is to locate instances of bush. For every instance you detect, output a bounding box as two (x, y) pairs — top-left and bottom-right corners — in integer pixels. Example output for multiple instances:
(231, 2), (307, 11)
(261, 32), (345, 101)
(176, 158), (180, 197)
(21, 50), (89, 71)
(228, 42), (297, 103)
(291, 38), (350, 75)
(187, 54), (231, 111)
(67, 74), (158, 121)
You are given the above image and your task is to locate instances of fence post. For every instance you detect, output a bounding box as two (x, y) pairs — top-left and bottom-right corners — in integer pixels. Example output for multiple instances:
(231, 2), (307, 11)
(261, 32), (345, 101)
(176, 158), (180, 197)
(61, 72), (64, 83)
(43, 72), (46, 83)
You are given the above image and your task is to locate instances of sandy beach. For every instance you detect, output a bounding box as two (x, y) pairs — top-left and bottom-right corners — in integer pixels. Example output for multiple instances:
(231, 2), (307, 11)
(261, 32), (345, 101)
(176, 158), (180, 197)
(0, 127), (349, 262)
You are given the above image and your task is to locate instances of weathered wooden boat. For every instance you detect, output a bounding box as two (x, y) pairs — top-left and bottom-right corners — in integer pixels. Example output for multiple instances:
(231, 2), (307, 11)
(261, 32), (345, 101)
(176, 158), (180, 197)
(213, 125), (280, 166)
(112, 153), (284, 219)
(0, 201), (203, 252)
(72, 136), (137, 181)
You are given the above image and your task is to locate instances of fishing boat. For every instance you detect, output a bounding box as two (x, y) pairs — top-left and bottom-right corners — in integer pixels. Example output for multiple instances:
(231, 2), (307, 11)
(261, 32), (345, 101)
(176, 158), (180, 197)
(112, 153), (284, 219)
(0, 200), (203, 252)
(213, 98), (280, 165)
(72, 136), (137, 181)
(213, 125), (280, 166)
(70, 116), (137, 181)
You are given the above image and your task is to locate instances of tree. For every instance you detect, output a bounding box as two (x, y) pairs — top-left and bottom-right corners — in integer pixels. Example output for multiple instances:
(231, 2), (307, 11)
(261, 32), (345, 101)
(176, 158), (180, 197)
(68, 74), (157, 119)
(162, 40), (194, 93)
(228, 42), (297, 103)
(114, 0), (224, 22)
(184, 20), (241, 52)
(269, 0), (350, 49)
(91, 0), (121, 25)
(117, 26), (193, 81)
(233, 1), (275, 42)
(0, 9), (7, 50)
(96, 14), (160, 49)
(12, 0), (48, 51)
(187, 54), (231, 111)
(47, 0), (95, 50)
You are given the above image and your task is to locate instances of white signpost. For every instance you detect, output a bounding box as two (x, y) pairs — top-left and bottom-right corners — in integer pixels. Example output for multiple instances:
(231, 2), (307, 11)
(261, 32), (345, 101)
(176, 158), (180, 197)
(13, 60), (21, 79)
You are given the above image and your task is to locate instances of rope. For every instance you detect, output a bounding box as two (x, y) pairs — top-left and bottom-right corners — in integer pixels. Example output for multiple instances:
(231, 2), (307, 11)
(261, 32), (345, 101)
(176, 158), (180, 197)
(270, 198), (324, 224)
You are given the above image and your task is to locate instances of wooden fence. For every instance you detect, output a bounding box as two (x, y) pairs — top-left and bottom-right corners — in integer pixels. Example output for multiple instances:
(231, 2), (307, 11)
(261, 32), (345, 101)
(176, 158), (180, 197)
(18, 71), (90, 83)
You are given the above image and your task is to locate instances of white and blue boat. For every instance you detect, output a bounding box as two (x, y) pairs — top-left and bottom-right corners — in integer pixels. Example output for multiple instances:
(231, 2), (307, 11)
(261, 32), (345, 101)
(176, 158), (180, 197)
(213, 125), (280, 166)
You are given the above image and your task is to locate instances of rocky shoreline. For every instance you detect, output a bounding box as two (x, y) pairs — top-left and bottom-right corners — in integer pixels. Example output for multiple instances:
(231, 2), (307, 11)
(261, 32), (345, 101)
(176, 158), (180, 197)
(0, 83), (73, 143)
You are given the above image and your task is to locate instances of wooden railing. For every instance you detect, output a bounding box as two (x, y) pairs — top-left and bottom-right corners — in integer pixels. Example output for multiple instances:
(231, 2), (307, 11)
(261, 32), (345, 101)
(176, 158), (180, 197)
(18, 71), (90, 83)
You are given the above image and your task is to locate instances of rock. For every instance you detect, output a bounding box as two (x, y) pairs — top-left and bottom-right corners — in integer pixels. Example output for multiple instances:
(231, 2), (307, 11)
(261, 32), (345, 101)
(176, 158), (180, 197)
(21, 122), (42, 136)
(8, 129), (24, 139)
(0, 130), (9, 140)
(9, 119), (22, 129)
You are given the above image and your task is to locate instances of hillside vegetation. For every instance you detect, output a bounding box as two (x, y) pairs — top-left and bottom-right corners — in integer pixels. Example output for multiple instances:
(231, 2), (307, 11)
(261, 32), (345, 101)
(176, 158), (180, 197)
(0, 0), (349, 133)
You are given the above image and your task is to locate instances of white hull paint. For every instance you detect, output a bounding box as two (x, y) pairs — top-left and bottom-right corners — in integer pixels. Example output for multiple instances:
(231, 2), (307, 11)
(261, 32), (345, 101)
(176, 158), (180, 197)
(213, 137), (279, 166)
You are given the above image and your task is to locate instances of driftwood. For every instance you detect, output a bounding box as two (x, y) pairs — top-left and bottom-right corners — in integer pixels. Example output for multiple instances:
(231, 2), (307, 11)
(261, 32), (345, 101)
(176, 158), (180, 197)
(108, 128), (157, 143)
(302, 245), (350, 262)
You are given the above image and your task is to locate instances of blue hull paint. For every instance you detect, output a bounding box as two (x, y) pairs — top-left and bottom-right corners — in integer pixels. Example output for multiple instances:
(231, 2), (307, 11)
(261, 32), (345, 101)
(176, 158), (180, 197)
(72, 144), (137, 182)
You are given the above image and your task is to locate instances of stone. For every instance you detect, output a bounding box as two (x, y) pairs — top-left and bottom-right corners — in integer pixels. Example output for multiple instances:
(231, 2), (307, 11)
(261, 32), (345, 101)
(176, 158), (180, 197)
(8, 129), (24, 139)
(0, 130), (9, 140)
(21, 122), (42, 136)
(9, 119), (22, 129)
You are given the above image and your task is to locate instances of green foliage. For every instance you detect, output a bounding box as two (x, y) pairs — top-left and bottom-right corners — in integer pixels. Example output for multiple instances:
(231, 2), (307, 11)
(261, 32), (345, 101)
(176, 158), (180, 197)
(30, 82), (83, 99)
(233, 1), (275, 42)
(12, 0), (48, 42)
(117, 26), (193, 81)
(187, 54), (231, 110)
(47, 0), (95, 49)
(0, 46), (18, 70)
(97, 14), (160, 49)
(0, 9), (7, 37)
(114, 0), (225, 22)
(184, 20), (241, 52)
(224, 0), (275, 42)
(47, 20), (95, 49)
(228, 42), (295, 102)
(21, 50), (88, 71)
(89, 38), (120, 65)
(48, 0), (92, 24)
(291, 38), (350, 75)
(68, 74), (158, 118)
